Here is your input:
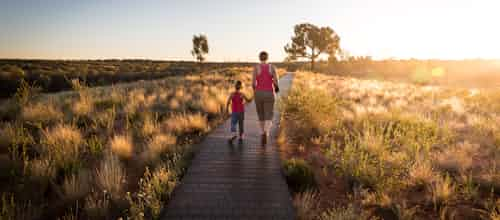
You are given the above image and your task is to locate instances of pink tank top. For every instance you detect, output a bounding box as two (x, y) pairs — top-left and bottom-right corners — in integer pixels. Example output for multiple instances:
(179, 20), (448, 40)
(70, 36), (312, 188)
(255, 64), (274, 92)
(231, 92), (245, 113)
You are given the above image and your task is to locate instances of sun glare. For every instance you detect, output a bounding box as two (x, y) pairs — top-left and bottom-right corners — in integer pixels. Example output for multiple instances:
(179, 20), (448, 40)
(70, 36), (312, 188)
(431, 67), (445, 78)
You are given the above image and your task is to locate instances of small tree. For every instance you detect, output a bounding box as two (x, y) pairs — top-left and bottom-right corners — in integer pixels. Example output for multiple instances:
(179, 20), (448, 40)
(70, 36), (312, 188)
(191, 34), (209, 63)
(284, 23), (340, 71)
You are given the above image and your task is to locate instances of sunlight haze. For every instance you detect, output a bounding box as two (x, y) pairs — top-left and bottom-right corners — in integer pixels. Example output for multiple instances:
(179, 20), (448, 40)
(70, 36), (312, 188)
(1, 0), (499, 61)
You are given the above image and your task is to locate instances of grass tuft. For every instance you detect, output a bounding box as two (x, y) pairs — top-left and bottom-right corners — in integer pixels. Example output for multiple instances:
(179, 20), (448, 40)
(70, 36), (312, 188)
(110, 135), (134, 160)
(293, 190), (318, 220)
(162, 113), (208, 135)
(283, 158), (316, 192)
(41, 124), (83, 172)
(95, 154), (125, 201)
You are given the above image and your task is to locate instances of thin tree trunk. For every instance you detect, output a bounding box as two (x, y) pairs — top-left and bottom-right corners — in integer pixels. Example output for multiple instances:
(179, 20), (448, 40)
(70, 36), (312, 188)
(310, 49), (316, 71)
(311, 57), (315, 71)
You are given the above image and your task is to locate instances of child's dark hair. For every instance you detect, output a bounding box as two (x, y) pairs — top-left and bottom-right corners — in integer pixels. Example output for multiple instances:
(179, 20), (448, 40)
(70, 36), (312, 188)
(235, 80), (242, 90)
(259, 51), (268, 61)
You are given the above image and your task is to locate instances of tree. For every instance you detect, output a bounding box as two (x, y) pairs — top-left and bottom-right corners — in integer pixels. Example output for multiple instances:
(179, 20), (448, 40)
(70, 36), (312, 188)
(284, 23), (340, 71)
(337, 48), (351, 61)
(191, 34), (209, 63)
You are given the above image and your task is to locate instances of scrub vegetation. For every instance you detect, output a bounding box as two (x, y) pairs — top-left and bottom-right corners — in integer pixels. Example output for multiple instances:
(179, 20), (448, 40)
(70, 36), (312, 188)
(0, 67), (268, 219)
(280, 71), (500, 220)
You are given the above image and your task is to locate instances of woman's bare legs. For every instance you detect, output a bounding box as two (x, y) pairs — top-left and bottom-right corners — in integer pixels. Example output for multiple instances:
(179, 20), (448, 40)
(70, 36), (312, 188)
(259, 121), (265, 134)
(265, 120), (272, 135)
(259, 120), (272, 135)
(260, 120), (272, 145)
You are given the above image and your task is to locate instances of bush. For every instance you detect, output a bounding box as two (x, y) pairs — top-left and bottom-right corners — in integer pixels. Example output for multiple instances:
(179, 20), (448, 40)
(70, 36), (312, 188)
(162, 113), (208, 135)
(21, 102), (63, 126)
(96, 154), (125, 201)
(0, 65), (26, 99)
(110, 135), (134, 160)
(126, 165), (178, 219)
(40, 124), (83, 174)
(62, 170), (91, 200)
(283, 158), (316, 192)
(280, 86), (340, 143)
(0, 65), (25, 79)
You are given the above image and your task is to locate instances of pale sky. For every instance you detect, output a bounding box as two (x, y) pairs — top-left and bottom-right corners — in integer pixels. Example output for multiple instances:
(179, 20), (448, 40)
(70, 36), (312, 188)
(1, 0), (499, 61)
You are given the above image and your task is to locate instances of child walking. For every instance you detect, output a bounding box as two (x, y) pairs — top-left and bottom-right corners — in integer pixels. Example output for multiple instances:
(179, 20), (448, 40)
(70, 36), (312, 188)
(226, 81), (251, 142)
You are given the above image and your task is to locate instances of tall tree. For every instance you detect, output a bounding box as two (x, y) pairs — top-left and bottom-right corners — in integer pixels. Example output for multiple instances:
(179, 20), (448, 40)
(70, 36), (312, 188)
(191, 34), (209, 63)
(284, 23), (340, 70)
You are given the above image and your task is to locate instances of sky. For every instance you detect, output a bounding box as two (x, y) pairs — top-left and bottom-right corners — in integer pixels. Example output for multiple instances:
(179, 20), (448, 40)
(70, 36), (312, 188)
(1, 0), (499, 61)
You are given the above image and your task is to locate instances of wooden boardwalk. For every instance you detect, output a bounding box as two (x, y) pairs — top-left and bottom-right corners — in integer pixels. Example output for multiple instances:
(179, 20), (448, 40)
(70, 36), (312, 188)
(162, 74), (296, 219)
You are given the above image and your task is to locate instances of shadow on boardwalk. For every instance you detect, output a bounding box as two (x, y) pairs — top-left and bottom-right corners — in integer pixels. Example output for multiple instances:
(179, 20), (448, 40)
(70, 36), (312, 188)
(162, 74), (296, 219)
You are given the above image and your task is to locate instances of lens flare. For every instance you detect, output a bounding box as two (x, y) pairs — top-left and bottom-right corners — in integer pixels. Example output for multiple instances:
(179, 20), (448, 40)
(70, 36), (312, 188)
(431, 67), (446, 78)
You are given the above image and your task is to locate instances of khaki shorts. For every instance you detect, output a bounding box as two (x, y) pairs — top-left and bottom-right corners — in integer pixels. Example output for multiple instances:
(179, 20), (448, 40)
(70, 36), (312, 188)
(254, 90), (275, 121)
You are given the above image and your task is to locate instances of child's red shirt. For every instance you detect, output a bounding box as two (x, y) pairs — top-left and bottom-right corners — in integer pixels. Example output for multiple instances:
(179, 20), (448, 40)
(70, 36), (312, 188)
(231, 92), (245, 113)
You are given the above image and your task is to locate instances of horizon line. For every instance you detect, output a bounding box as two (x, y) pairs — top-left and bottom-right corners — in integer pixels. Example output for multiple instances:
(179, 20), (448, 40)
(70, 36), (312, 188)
(2, 57), (500, 62)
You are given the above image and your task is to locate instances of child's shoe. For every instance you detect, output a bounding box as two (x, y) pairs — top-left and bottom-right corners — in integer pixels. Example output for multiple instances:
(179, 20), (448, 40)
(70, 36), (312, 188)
(228, 135), (237, 144)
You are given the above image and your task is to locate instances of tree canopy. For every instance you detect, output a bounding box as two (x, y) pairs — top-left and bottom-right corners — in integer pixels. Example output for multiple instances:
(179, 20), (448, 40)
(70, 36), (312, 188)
(191, 34), (209, 63)
(284, 23), (340, 70)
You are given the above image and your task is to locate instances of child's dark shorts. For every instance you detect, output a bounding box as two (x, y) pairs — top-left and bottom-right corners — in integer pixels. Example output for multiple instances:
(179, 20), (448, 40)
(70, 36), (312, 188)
(230, 112), (244, 134)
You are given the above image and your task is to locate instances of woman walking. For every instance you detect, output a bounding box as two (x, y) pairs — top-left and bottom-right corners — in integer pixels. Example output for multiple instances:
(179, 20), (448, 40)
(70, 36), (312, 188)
(252, 51), (279, 144)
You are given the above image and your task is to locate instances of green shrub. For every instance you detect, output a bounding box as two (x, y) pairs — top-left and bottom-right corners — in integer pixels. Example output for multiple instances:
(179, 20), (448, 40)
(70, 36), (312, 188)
(87, 135), (104, 157)
(283, 158), (316, 192)
(126, 166), (178, 220)
(280, 86), (341, 144)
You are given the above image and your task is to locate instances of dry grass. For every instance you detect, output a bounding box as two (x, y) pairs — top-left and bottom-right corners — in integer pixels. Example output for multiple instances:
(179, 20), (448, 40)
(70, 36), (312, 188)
(279, 71), (500, 219)
(168, 98), (181, 110)
(71, 94), (94, 117)
(294, 191), (318, 220)
(140, 134), (176, 164)
(318, 205), (361, 220)
(0, 194), (42, 220)
(409, 160), (437, 188)
(199, 95), (222, 115)
(21, 102), (63, 124)
(434, 141), (480, 173)
(84, 190), (110, 218)
(28, 159), (56, 180)
(40, 124), (83, 169)
(140, 114), (160, 138)
(95, 154), (125, 200)
(127, 165), (178, 219)
(62, 170), (91, 200)
(430, 175), (456, 208)
(0, 123), (15, 149)
(42, 124), (83, 147)
(0, 67), (279, 219)
(162, 113), (208, 134)
(110, 135), (134, 160)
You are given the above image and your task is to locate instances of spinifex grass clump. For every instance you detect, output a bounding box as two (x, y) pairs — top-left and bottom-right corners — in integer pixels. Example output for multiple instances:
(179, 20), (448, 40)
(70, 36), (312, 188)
(279, 71), (500, 219)
(283, 158), (317, 192)
(0, 67), (269, 219)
